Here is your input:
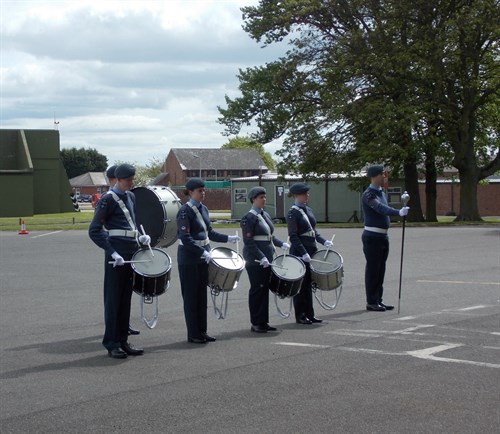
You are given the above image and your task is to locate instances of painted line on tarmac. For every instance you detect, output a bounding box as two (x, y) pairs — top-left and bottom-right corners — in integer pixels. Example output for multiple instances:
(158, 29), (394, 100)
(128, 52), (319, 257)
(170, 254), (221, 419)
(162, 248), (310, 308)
(418, 279), (500, 286)
(31, 231), (63, 239)
(339, 344), (500, 369)
(274, 342), (329, 348)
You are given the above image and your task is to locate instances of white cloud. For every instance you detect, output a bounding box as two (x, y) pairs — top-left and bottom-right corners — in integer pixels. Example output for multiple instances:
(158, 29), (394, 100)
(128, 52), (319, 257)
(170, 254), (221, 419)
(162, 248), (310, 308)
(0, 0), (284, 165)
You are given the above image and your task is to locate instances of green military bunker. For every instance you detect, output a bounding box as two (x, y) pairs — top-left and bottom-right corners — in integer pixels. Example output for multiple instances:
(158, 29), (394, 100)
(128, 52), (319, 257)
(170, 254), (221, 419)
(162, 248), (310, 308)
(0, 129), (74, 217)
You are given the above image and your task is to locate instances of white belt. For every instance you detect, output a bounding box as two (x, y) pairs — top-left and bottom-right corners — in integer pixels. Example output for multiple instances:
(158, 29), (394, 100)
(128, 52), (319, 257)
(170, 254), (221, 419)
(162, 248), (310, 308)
(299, 230), (315, 237)
(108, 229), (138, 238)
(364, 226), (388, 234)
(254, 235), (272, 241)
(179, 238), (209, 246)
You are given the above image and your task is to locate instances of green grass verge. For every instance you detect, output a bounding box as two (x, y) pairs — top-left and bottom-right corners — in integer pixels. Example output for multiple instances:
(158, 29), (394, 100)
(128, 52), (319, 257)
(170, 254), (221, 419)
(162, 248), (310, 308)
(0, 213), (498, 232)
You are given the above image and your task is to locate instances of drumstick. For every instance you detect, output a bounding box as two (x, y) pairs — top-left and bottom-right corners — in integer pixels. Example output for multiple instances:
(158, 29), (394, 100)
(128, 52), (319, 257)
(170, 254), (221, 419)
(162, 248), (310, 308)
(285, 237), (290, 257)
(310, 258), (333, 265)
(254, 259), (287, 270)
(323, 234), (335, 260)
(235, 230), (240, 255)
(140, 224), (154, 257)
(107, 259), (153, 264)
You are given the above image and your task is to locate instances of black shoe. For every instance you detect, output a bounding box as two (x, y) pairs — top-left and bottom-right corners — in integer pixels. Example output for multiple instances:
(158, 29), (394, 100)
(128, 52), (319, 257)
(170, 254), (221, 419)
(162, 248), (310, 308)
(251, 324), (268, 333)
(188, 336), (207, 344)
(128, 326), (140, 335)
(310, 317), (323, 323)
(202, 333), (216, 342)
(265, 324), (278, 331)
(121, 342), (144, 356)
(366, 304), (386, 311)
(379, 303), (394, 310)
(296, 315), (313, 325)
(108, 348), (127, 359)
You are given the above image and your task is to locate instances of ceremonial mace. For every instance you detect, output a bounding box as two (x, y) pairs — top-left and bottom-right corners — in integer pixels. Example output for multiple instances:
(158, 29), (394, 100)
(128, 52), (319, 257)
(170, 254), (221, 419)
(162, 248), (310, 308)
(397, 191), (410, 314)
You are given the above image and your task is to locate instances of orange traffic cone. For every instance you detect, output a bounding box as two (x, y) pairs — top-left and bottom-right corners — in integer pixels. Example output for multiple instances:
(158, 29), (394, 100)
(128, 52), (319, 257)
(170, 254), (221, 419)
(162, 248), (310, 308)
(18, 219), (29, 235)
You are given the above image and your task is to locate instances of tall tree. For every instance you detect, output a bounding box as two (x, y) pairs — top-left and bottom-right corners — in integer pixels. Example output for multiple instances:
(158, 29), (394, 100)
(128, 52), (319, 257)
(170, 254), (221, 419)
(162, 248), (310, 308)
(221, 136), (276, 170)
(61, 147), (107, 179)
(219, 0), (499, 221)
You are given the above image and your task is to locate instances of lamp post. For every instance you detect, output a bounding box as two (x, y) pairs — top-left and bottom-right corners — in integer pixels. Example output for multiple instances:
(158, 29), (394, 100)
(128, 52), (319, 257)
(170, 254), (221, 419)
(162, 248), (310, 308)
(192, 154), (201, 178)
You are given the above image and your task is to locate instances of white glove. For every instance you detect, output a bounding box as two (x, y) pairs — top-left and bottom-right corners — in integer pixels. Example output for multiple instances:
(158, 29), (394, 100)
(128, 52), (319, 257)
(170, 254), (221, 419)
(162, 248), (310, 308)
(227, 235), (240, 244)
(399, 206), (410, 217)
(301, 253), (311, 263)
(138, 234), (151, 245)
(259, 257), (270, 268)
(111, 252), (125, 267)
(281, 242), (290, 250)
(202, 250), (212, 264)
(324, 240), (333, 248)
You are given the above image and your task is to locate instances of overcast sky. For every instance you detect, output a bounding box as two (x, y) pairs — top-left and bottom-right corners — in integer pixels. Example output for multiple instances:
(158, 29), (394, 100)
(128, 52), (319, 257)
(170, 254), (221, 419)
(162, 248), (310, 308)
(1, 0), (286, 166)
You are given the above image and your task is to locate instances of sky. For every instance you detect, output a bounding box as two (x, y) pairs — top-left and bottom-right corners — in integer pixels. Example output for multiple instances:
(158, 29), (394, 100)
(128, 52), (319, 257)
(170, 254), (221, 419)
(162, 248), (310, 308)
(0, 0), (286, 166)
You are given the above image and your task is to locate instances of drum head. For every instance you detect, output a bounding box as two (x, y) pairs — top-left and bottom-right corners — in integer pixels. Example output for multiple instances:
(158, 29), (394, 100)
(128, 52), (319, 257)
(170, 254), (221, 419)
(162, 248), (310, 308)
(132, 248), (171, 277)
(310, 250), (343, 273)
(272, 255), (306, 280)
(211, 247), (245, 270)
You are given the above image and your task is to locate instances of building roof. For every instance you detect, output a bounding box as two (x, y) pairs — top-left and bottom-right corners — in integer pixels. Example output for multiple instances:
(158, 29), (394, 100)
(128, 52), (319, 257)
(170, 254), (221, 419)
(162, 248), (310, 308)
(69, 172), (108, 187)
(171, 148), (267, 171)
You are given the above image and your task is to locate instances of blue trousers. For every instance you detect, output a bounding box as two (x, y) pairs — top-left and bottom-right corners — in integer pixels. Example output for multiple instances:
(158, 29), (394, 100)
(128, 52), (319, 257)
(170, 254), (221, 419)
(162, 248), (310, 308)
(362, 231), (390, 305)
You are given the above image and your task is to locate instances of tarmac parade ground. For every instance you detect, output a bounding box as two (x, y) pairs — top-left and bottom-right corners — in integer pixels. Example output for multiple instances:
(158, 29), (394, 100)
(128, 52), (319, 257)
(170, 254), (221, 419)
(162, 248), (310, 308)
(0, 226), (499, 433)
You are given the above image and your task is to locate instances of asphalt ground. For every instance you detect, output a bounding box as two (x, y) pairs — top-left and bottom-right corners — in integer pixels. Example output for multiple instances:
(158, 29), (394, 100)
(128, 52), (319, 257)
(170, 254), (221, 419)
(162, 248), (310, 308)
(0, 226), (499, 434)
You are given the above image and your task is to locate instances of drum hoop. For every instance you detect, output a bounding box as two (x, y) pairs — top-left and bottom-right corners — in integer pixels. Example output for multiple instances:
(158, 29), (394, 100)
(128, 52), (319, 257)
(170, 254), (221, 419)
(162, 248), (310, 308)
(271, 254), (306, 280)
(131, 249), (172, 277)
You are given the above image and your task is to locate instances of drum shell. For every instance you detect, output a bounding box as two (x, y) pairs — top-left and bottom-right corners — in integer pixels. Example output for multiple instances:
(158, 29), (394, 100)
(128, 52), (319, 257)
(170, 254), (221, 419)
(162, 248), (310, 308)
(208, 247), (245, 292)
(269, 254), (306, 298)
(310, 250), (344, 291)
(131, 248), (172, 297)
(132, 186), (181, 248)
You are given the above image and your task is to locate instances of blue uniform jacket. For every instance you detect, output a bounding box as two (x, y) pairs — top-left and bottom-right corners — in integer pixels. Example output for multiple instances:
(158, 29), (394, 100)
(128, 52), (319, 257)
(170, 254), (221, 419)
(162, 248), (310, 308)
(287, 204), (327, 257)
(176, 200), (228, 265)
(88, 189), (139, 256)
(361, 186), (400, 229)
(241, 208), (284, 263)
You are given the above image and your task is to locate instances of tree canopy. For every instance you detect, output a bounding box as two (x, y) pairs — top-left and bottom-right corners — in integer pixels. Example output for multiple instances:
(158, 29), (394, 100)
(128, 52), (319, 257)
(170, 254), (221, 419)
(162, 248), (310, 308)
(221, 136), (276, 170)
(61, 147), (107, 179)
(218, 0), (499, 221)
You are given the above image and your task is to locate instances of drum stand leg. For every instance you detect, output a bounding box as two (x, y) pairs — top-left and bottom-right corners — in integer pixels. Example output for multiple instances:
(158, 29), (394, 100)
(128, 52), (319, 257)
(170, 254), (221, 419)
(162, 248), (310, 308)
(140, 295), (159, 329)
(313, 284), (343, 311)
(274, 294), (293, 319)
(210, 286), (229, 319)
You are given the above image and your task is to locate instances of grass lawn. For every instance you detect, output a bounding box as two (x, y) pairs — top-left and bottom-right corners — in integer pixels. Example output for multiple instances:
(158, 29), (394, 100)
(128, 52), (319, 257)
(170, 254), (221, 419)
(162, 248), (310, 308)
(0, 212), (498, 232)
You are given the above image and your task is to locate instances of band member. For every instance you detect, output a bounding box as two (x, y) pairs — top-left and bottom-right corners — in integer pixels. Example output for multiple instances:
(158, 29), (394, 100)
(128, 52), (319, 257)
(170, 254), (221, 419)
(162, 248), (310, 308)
(287, 183), (333, 324)
(106, 164), (140, 337)
(177, 178), (240, 344)
(362, 165), (409, 311)
(89, 164), (151, 359)
(240, 187), (290, 333)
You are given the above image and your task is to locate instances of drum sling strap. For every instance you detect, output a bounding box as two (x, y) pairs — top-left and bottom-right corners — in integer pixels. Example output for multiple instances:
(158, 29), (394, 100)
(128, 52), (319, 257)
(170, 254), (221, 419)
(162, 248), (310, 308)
(188, 203), (210, 246)
(108, 191), (139, 245)
(292, 205), (316, 238)
(249, 209), (275, 253)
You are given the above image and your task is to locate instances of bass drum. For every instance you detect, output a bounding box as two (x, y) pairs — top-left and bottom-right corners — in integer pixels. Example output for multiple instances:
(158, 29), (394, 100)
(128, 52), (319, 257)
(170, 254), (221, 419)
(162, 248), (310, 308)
(132, 186), (182, 248)
(269, 254), (306, 299)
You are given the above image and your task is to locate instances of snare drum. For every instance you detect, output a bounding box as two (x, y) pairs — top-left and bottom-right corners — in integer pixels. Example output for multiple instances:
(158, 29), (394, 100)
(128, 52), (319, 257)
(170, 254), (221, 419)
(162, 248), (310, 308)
(132, 186), (182, 248)
(269, 254), (306, 298)
(207, 247), (245, 292)
(310, 249), (344, 291)
(131, 248), (172, 297)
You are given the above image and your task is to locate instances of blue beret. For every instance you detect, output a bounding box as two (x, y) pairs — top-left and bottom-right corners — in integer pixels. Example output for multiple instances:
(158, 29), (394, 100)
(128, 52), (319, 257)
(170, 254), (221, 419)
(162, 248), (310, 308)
(114, 164), (135, 179)
(289, 183), (310, 195)
(367, 165), (384, 177)
(106, 165), (117, 179)
(248, 186), (266, 200)
(186, 177), (205, 190)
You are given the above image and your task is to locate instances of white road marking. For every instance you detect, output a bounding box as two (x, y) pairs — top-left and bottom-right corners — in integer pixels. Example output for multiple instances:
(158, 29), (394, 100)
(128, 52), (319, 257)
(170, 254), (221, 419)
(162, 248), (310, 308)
(418, 279), (500, 286)
(274, 342), (329, 348)
(394, 316), (417, 321)
(31, 231), (63, 239)
(456, 305), (489, 311)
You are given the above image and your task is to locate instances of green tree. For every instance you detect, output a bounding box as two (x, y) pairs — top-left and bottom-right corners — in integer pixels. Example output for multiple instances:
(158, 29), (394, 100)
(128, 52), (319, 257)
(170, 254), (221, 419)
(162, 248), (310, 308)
(61, 147), (107, 179)
(113, 157), (165, 187)
(221, 136), (276, 170)
(219, 0), (500, 221)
